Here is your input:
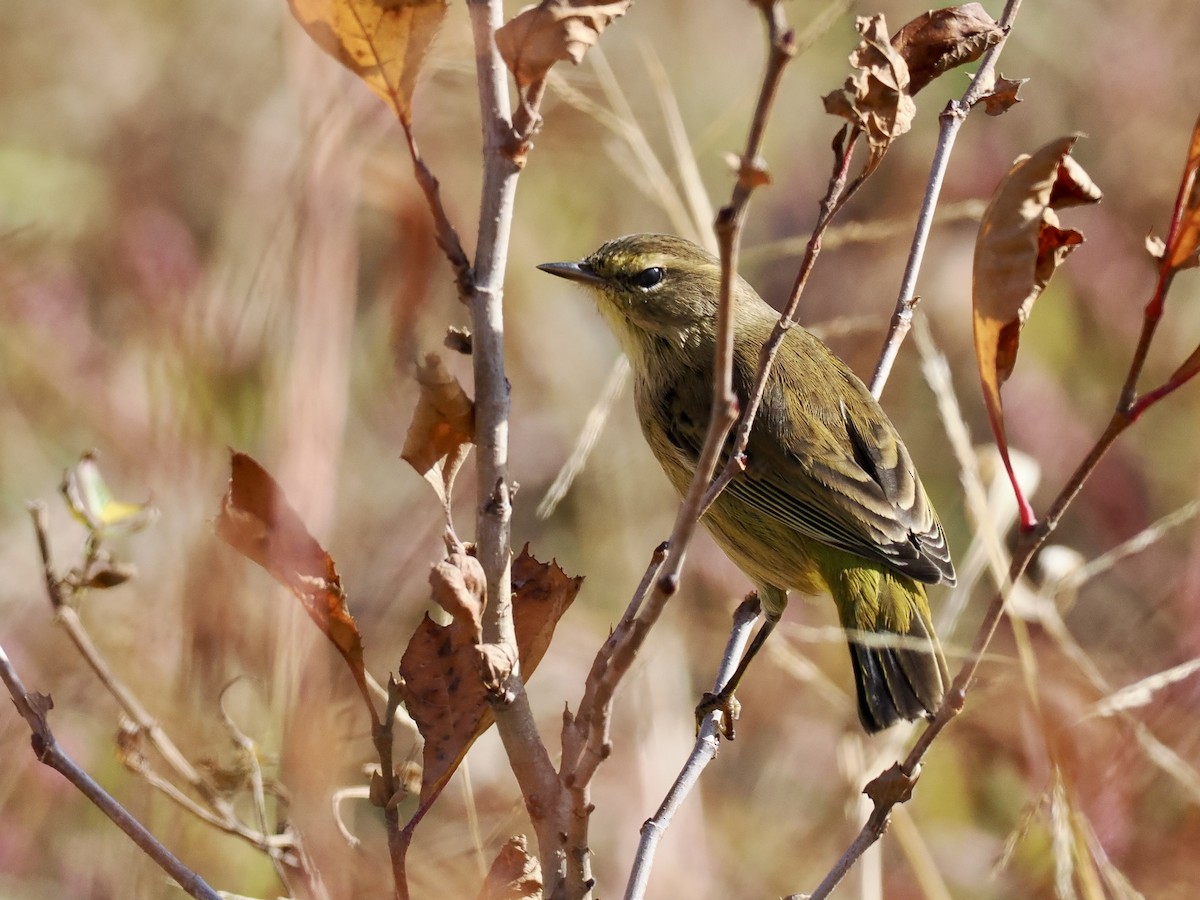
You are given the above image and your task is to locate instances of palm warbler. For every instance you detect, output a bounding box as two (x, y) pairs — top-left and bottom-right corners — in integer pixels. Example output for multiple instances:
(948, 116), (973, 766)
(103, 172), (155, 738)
(539, 233), (955, 733)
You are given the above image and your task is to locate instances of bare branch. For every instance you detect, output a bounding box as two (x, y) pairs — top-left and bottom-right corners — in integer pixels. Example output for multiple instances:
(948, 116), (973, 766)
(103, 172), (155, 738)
(0, 642), (222, 900)
(465, 0), (564, 888)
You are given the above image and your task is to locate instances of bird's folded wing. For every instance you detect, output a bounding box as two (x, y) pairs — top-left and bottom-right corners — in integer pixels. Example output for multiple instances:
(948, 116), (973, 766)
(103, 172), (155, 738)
(662, 374), (955, 586)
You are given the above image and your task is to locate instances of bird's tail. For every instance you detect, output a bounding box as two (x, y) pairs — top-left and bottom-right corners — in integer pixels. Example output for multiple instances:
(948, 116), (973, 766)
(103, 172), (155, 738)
(827, 566), (949, 734)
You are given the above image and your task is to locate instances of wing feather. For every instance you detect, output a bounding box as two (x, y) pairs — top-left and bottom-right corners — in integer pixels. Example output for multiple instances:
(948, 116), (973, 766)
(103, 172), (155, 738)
(658, 326), (955, 586)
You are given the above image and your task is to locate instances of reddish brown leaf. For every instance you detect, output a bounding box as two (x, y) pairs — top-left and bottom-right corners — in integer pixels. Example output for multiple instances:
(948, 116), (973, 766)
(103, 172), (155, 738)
(215, 451), (369, 705)
(980, 74), (1027, 117)
(477, 835), (543, 900)
(510, 545), (583, 673)
(401, 353), (475, 513)
(972, 136), (1101, 526)
(287, 0), (447, 125)
(1166, 115), (1200, 271)
(823, 15), (915, 165)
(398, 546), (582, 810)
(496, 1), (630, 88)
(891, 3), (1002, 95)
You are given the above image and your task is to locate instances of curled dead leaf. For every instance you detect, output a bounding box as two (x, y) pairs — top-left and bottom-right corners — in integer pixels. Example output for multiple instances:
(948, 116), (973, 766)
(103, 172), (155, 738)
(864, 762), (917, 807)
(822, 15), (915, 164)
(722, 151), (772, 190)
(444, 325), (473, 355)
(972, 135), (1101, 526)
(980, 74), (1027, 117)
(429, 553), (486, 641)
(891, 3), (1003, 95)
(496, 0), (631, 88)
(477, 835), (543, 900)
(288, 0), (448, 125)
(476, 642), (519, 698)
(402, 353), (475, 513)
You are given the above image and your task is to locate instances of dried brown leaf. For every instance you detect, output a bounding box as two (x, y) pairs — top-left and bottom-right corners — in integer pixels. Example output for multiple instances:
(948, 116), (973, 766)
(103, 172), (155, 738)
(972, 136), (1101, 523)
(82, 559), (137, 590)
(891, 3), (1002, 95)
(215, 451), (369, 703)
(398, 546), (582, 811)
(980, 74), (1027, 116)
(496, 1), (631, 88)
(287, 0), (447, 125)
(864, 763), (916, 807)
(476, 642), (519, 696)
(722, 151), (772, 189)
(477, 835), (543, 900)
(444, 325), (473, 355)
(822, 15), (915, 164)
(510, 545), (583, 670)
(429, 553), (485, 641)
(401, 353), (475, 510)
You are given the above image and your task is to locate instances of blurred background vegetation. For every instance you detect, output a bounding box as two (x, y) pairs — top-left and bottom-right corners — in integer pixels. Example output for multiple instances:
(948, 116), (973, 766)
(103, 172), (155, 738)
(2, 0), (1200, 897)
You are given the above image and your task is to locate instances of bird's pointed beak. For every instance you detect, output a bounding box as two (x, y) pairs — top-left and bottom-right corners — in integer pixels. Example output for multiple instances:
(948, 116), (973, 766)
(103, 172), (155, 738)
(537, 260), (605, 287)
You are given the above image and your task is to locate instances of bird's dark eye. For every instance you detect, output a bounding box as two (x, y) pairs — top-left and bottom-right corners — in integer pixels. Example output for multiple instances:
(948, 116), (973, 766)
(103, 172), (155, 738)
(632, 266), (665, 289)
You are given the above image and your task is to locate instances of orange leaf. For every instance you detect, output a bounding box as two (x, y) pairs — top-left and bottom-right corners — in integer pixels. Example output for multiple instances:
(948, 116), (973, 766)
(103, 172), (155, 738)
(287, 0), (447, 125)
(823, 15), (915, 166)
(979, 74), (1027, 117)
(1166, 114), (1200, 271)
(496, 1), (630, 88)
(972, 135), (1101, 526)
(398, 546), (582, 811)
(401, 353), (475, 512)
(891, 3), (1002, 95)
(215, 451), (370, 706)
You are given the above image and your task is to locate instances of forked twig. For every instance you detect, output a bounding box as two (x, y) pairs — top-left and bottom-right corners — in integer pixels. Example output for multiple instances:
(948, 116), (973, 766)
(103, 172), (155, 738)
(805, 107), (1200, 899)
(26, 503), (321, 891)
(0, 642), (222, 900)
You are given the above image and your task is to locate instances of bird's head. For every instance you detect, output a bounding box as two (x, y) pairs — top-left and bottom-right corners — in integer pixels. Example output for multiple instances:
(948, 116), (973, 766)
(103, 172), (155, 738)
(538, 233), (730, 362)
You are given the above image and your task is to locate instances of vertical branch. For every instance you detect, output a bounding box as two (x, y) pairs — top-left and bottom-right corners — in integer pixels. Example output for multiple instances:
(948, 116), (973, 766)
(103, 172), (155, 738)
(467, 0), (519, 651)
(465, 0), (564, 887)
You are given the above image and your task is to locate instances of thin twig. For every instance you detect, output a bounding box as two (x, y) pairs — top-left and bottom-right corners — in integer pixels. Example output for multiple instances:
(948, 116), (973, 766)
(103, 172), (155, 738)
(622, 596), (760, 900)
(218, 681), (298, 897)
(0, 642), (222, 900)
(560, 5), (797, 897)
(701, 119), (866, 519)
(332, 785), (369, 849)
(27, 502), (322, 890)
(869, 0), (1025, 396)
(376, 678), (408, 900)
